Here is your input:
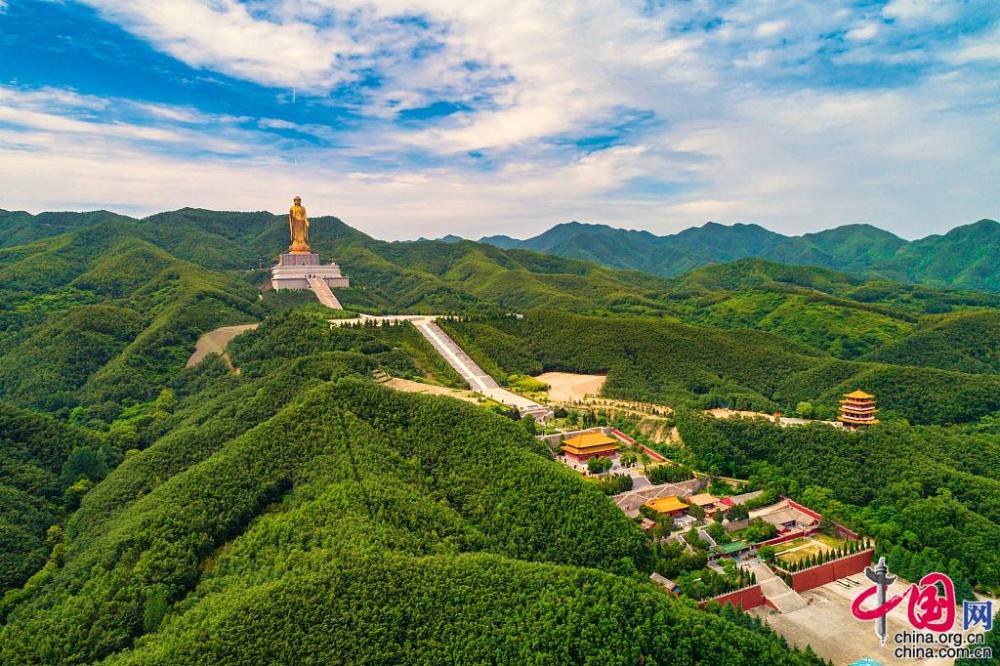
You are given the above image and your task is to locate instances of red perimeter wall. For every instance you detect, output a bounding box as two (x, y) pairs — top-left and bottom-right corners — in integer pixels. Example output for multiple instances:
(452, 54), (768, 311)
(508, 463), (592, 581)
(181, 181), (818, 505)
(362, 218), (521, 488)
(610, 429), (667, 462)
(701, 585), (765, 611)
(789, 549), (874, 593)
(785, 498), (823, 521)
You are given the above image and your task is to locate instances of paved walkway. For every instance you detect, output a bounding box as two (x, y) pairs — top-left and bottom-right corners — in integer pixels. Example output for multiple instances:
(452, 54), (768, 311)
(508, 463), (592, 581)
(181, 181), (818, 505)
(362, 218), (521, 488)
(413, 320), (544, 412)
(332, 314), (545, 413)
(307, 276), (343, 310)
(413, 319), (498, 392)
(748, 560), (806, 613)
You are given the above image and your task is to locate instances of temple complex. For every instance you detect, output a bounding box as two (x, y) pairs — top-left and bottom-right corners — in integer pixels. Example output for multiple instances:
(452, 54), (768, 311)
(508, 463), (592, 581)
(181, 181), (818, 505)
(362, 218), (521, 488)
(839, 390), (878, 429)
(270, 196), (349, 304)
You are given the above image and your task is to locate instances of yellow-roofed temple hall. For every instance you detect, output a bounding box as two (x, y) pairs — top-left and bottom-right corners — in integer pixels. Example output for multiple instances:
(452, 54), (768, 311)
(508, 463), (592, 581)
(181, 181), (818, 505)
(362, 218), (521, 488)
(560, 432), (619, 461)
(644, 496), (689, 516)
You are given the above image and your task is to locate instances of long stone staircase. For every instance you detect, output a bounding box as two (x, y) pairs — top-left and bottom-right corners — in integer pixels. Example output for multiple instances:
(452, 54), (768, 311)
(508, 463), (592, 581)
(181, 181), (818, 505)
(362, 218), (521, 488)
(412, 319), (498, 392)
(411, 319), (547, 414)
(749, 561), (806, 613)
(307, 276), (343, 310)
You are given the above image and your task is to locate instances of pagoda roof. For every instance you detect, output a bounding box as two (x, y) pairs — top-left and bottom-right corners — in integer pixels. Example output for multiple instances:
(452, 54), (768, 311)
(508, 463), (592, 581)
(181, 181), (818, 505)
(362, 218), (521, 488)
(561, 432), (619, 456)
(644, 496), (689, 514)
(843, 389), (874, 399)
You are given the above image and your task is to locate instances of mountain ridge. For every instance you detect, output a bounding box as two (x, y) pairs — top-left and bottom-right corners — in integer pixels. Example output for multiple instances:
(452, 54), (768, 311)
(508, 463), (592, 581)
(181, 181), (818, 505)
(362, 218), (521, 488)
(478, 218), (1000, 292)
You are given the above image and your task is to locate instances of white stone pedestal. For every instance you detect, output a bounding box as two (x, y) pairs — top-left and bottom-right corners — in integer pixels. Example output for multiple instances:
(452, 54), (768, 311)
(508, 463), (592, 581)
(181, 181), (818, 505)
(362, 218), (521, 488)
(270, 252), (350, 290)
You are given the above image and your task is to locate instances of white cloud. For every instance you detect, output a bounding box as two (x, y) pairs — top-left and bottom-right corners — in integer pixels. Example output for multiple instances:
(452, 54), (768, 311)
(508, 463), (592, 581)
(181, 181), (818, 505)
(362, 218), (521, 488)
(755, 20), (789, 38)
(131, 102), (210, 124)
(882, 0), (955, 23)
(845, 22), (880, 41)
(1, 1), (997, 241)
(948, 24), (1000, 63)
(258, 118), (298, 130)
(77, 0), (367, 91)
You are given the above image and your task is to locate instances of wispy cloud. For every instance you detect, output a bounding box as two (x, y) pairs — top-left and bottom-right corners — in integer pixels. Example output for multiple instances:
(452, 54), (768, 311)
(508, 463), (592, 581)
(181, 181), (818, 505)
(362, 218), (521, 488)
(0, 0), (997, 240)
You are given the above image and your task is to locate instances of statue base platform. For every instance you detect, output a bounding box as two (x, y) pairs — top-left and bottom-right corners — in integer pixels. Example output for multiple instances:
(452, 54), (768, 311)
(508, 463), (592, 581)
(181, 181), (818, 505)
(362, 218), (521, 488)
(271, 253), (350, 290)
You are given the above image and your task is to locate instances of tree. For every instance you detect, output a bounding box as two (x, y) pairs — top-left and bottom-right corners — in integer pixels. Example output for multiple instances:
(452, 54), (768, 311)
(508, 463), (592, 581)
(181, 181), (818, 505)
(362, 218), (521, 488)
(759, 546), (776, 563)
(586, 457), (612, 475)
(795, 401), (814, 419)
(60, 446), (107, 485)
(155, 388), (178, 413)
(143, 585), (170, 633)
(63, 477), (93, 511)
(725, 504), (749, 521)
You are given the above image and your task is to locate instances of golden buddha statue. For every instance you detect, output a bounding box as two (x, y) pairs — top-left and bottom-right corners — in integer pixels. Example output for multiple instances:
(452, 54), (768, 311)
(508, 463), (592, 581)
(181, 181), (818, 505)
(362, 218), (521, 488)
(288, 195), (310, 253)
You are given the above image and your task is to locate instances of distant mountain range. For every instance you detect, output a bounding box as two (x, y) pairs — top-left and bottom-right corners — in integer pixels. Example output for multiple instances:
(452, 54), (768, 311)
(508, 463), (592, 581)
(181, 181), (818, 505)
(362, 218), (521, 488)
(480, 219), (1000, 292)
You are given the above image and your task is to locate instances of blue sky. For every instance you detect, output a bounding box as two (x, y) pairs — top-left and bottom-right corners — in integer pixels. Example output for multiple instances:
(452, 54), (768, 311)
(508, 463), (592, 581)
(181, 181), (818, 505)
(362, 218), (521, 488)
(0, 0), (997, 240)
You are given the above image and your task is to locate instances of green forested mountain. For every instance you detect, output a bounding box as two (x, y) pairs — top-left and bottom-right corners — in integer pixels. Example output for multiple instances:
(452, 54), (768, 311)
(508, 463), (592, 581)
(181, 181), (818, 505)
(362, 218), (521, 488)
(481, 218), (1000, 291)
(4, 207), (1000, 422)
(1, 206), (999, 664)
(661, 258), (1000, 358)
(0, 406), (103, 594)
(0, 210), (135, 249)
(0, 313), (821, 665)
(0, 222), (262, 409)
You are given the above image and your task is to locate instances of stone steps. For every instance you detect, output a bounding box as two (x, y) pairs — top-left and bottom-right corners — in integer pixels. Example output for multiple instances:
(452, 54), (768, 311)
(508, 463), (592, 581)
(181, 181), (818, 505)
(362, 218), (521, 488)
(749, 560), (807, 613)
(411, 320), (546, 414)
(307, 276), (343, 310)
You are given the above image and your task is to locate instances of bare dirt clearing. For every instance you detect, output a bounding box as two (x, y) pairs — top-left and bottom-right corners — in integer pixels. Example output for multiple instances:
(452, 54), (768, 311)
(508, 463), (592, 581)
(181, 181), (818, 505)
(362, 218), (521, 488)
(187, 323), (259, 368)
(384, 378), (480, 404)
(535, 372), (606, 402)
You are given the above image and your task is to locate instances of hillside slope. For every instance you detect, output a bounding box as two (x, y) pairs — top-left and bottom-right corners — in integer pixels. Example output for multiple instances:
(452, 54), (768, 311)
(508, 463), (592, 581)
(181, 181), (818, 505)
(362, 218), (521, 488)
(445, 310), (1000, 425)
(0, 225), (262, 409)
(0, 314), (822, 666)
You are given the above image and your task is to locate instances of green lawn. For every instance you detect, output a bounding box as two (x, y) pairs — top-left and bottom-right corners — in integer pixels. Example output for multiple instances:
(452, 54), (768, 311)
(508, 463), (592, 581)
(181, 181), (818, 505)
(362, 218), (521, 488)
(774, 534), (849, 566)
(813, 533), (848, 550)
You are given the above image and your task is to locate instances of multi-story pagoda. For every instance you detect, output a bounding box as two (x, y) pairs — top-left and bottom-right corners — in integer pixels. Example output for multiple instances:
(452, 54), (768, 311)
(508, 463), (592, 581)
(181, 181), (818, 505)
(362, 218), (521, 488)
(839, 390), (879, 429)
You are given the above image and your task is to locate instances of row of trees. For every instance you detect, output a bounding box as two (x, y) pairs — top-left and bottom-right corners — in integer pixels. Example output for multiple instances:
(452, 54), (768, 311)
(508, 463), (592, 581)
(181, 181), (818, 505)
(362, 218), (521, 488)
(766, 538), (872, 572)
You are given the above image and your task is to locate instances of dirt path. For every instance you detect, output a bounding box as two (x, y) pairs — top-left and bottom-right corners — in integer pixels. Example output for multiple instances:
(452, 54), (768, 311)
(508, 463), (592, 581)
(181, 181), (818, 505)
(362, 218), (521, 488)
(535, 372), (606, 402)
(187, 323), (259, 368)
(384, 377), (480, 404)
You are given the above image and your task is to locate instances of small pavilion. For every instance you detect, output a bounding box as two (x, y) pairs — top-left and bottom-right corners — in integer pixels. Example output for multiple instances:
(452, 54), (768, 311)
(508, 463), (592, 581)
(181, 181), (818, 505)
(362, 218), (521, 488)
(688, 493), (720, 517)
